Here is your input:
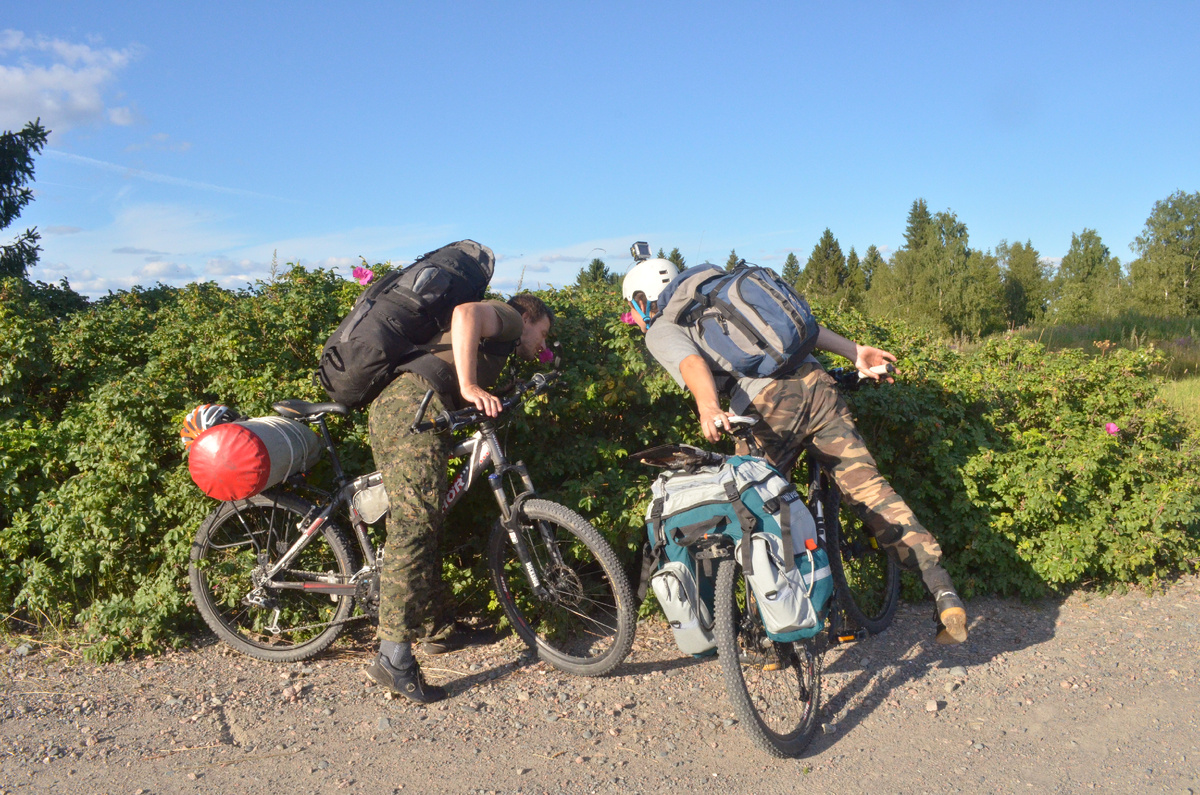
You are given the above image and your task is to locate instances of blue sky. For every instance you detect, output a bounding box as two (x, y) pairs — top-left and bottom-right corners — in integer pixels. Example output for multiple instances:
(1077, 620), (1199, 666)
(4, 2), (1198, 297)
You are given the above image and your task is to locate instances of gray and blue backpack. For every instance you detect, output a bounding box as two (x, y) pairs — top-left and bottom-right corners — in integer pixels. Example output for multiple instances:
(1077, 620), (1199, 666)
(651, 262), (820, 380)
(641, 453), (833, 657)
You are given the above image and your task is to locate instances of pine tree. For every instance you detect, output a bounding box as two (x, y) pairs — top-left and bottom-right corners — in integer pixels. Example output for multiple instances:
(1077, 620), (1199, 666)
(902, 198), (933, 253)
(861, 245), (884, 292)
(781, 252), (801, 286)
(997, 239), (1050, 327)
(575, 257), (617, 287)
(1051, 229), (1122, 323)
(725, 249), (742, 272)
(801, 228), (847, 300)
(1, 119), (49, 280)
(845, 247), (865, 306)
(666, 247), (686, 270)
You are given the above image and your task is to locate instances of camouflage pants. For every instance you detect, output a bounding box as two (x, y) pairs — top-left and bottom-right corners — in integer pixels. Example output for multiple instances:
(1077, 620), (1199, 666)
(368, 373), (455, 644)
(739, 361), (955, 597)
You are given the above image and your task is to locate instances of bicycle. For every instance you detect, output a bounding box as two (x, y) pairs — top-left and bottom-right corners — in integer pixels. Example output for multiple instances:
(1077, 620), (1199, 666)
(188, 370), (637, 677)
(633, 367), (901, 756)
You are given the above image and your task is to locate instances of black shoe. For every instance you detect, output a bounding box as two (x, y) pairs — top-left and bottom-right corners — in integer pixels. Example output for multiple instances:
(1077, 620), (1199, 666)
(934, 590), (968, 645)
(365, 656), (446, 703)
(418, 623), (469, 655)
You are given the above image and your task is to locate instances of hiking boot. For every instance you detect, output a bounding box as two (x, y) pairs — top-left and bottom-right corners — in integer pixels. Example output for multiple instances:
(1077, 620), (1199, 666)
(934, 591), (968, 645)
(365, 656), (447, 704)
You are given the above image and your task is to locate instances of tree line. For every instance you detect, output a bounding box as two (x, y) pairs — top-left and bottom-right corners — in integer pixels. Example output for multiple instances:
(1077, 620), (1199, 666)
(579, 194), (1200, 340)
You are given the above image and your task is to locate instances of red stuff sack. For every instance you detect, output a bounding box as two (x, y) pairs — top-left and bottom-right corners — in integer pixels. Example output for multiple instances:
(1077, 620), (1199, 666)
(188, 416), (322, 501)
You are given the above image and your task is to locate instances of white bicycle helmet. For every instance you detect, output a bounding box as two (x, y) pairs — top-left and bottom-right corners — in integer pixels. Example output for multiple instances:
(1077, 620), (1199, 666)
(181, 403), (232, 452)
(622, 257), (680, 318)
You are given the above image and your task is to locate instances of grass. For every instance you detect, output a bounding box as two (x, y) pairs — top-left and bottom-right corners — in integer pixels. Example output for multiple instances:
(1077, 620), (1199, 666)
(1009, 313), (1200, 379)
(1159, 376), (1200, 432)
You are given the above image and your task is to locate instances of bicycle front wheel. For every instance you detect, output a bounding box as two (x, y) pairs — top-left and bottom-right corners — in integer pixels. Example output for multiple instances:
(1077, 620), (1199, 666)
(487, 499), (635, 677)
(824, 486), (901, 635)
(189, 492), (358, 663)
(713, 558), (822, 758)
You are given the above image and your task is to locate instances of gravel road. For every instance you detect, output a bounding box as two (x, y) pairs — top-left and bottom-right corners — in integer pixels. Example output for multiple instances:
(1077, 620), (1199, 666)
(3, 577), (1199, 794)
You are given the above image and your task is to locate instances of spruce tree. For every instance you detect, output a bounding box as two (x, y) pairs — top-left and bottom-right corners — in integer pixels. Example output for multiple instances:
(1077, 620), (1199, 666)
(801, 228), (847, 300)
(666, 247), (686, 270)
(1, 120), (49, 280)
(1052, 229), (1122, 323)
(781, 252), (801, 286)
(725, 249), (742, 272)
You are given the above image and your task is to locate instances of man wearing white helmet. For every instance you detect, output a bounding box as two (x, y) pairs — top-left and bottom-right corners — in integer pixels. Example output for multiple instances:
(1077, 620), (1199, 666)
(622, 246), (968, 645)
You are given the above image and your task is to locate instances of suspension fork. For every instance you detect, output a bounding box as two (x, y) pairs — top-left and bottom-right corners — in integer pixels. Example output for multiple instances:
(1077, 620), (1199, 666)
(475, 424), (555, 595)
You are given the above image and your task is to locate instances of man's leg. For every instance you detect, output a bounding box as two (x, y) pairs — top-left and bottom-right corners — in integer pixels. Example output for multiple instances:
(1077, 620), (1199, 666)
(748, 365), (967, 644)
(366, 375), (454, 701)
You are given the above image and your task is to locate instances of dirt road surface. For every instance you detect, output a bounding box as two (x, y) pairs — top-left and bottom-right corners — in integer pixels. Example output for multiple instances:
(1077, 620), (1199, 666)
(4, 577), (1199, 794)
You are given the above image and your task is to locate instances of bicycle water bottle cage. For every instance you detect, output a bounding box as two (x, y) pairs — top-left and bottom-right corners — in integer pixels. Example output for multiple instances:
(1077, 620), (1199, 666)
(628, 444), (723, 470)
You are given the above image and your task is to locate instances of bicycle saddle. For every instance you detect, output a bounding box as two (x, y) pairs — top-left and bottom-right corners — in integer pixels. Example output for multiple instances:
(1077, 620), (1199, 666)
(628, 444), (723, 469)
(273, 399), (351, 419)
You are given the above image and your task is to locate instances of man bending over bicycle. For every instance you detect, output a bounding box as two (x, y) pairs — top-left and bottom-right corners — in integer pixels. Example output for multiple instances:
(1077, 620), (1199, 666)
(621, 254), (968, 646)
(367, 292), (554, 703)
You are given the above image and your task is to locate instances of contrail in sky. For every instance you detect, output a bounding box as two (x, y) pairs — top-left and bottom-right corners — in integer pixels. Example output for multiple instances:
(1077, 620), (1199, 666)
(45, 149), (295, 202)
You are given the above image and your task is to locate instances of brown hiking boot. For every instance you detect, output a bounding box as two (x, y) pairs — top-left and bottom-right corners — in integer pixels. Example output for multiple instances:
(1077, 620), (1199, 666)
(935, 591), (968, 645)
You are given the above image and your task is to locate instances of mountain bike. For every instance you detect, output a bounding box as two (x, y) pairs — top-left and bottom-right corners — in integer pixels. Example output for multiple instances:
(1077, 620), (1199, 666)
(188, 371), (637, 676)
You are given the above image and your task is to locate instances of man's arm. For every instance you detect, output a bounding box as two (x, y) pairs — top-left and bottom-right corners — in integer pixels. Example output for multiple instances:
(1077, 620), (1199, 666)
(814, 325), (897, 382)
(679, 355), (737, 443)
(451, 302), (504, 416)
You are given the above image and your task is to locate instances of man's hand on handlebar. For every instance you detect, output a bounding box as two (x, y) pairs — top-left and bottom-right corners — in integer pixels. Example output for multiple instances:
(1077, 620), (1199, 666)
(699, 403), (738, 444)
(460, 383), (502, 417)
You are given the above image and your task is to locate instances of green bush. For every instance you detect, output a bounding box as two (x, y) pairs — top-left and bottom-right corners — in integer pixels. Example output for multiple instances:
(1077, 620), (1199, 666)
(2, 268), (1198, 660)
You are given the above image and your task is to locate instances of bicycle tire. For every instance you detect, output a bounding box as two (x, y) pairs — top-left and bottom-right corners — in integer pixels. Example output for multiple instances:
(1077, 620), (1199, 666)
(823, 485), (901, 635)
(713, 557), (822, 758)
(487, 499), (636, 677)
(189, 491), (358, 662)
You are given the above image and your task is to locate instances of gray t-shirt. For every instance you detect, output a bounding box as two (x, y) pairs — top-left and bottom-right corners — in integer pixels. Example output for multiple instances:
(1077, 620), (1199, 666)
(644, 319), (775, 413)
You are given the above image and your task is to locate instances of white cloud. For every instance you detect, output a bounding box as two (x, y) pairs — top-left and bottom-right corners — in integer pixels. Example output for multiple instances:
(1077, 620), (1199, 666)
(0, 29), (139, 133)
(43, 225), (82, 235)
(135, 260), (196, 280)
(113, 245), (170, 256)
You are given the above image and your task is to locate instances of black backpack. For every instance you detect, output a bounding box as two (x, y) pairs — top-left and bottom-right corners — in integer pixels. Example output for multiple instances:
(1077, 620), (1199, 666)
(316, 240), (495, 409)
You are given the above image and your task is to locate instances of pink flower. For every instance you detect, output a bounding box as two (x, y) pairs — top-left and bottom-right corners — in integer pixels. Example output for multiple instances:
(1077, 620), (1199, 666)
(539, 347), (555, 364)
(1105, 422), (1120, 435)
(352, 266), (374, 285)
(619, 311), (637, 325)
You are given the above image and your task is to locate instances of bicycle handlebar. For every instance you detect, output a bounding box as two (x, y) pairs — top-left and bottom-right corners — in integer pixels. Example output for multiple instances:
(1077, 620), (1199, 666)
(410, 371), (561, 434)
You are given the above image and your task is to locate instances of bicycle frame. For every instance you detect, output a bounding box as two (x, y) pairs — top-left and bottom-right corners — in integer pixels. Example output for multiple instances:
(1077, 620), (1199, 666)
(249, 406), (557, 603)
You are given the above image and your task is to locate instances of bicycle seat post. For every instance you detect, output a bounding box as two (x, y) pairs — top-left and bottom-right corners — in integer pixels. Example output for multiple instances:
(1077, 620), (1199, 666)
(314, 417), (347, 484)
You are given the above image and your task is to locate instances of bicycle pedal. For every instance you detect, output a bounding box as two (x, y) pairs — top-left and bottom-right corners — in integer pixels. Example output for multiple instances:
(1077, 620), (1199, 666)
(835, 628), (868, 644)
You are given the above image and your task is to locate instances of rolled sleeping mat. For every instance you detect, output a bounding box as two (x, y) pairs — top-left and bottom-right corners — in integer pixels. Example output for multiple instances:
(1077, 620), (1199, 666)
(188, 416), (322, 501)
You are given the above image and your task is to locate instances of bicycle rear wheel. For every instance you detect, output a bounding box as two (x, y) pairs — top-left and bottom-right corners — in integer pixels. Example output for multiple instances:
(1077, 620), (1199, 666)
(487, 499), (635, 676)
(823, 484), (901, 635)
(713, 557), (822, 757)
(189, 492), (358, 662)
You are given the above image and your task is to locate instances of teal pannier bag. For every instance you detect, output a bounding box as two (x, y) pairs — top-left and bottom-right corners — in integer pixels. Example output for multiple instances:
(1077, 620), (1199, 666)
(642, 454), (833, 652)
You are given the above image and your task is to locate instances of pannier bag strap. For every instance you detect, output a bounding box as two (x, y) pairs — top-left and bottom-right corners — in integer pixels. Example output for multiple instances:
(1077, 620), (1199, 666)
(637, 498), (668, 601)
(723, 481), (758, 576)
(762, 484), (799, 572)
(669, 515), (728, 549)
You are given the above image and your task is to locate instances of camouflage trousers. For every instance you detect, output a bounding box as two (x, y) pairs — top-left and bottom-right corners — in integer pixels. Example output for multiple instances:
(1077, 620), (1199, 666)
(738, 361), (956, 597)
(368, 374), (455, 644)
